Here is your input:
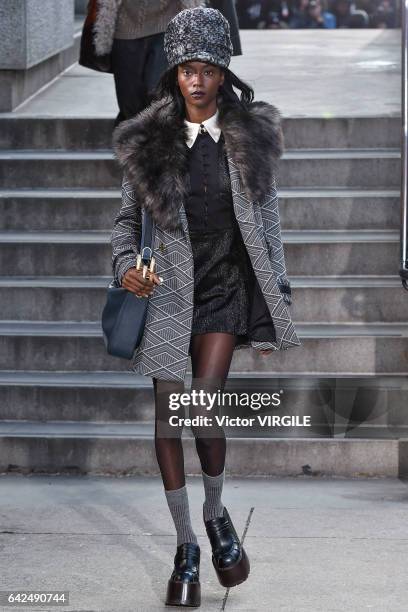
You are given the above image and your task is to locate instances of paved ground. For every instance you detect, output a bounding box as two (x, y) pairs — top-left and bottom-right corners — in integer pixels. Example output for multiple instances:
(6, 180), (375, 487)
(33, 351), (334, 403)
(0, 474), (407, 611)
(9, 30), (400, 119)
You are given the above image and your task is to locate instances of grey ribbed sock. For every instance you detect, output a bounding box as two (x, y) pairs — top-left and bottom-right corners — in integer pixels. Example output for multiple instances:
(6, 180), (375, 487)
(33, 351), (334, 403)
(164, 485), (198, 546)
(202, 469), (225, 521)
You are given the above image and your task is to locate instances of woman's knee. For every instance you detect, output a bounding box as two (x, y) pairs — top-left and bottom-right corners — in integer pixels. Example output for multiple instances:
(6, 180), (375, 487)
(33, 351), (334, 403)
(191, 425), (226, 446)
(153, 377), (185, 420)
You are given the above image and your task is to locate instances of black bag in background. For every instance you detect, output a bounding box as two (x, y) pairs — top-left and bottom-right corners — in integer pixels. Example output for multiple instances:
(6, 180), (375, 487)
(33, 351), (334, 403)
(79, 0), (113, 73)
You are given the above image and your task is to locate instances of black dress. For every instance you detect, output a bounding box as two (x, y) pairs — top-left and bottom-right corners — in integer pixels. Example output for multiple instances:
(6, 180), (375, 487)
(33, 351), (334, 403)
(185, 127), (276, 349)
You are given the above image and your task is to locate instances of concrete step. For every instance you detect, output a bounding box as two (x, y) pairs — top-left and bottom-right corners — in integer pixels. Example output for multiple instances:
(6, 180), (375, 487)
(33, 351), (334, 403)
(0, 372), (405, 432)
(292, 276), (407, 323)
(281, 116), (401, 150)
(0, 188), (400, 231)
(0, 420), (404, 440)
(0, 421), (403, 477)
(0, 275), (405, 323)
(281, 149), (400, 189)
(0, 190), (120, 231)
(0, 321), (407, 374)
(0, 230), (400, 276)
(286, 230), (399, 276)
(0, 149), (401, 189)
(0, 118), (115, 150)
(0, 150), (119, 189)
(0, 116), (400, 150)
(278, 188), (400, 231)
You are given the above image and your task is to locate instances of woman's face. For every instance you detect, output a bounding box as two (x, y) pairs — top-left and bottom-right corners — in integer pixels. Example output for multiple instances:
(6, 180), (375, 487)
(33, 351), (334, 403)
(177, 61), (225, 109)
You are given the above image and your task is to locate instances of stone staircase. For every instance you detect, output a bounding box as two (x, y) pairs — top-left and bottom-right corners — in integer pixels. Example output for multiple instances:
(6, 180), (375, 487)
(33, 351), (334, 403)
(0, 114), (407, 478)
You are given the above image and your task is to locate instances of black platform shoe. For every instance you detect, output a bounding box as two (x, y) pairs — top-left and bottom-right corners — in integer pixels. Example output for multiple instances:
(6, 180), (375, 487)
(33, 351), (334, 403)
(204, 506), (250, 588)
(165, 542), (201, 607)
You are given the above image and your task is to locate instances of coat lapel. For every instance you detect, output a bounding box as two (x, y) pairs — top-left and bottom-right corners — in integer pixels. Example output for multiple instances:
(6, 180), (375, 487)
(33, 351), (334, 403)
(178, 201), (191, 242)
(218, 101), (284, 204)
(225, 151), (299, 350)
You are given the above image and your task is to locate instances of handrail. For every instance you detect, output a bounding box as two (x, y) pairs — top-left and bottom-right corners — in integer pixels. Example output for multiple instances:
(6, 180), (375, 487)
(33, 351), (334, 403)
(400, 0), (408, 290)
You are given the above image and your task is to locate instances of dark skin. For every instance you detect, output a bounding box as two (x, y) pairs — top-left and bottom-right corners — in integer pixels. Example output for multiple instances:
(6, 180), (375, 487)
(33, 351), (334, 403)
(177, 60), (224, 122)
(122, 61), (272, 355)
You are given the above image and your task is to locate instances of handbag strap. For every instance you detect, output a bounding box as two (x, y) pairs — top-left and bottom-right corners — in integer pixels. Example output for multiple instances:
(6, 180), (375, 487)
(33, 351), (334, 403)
(140, 209), (154, 263)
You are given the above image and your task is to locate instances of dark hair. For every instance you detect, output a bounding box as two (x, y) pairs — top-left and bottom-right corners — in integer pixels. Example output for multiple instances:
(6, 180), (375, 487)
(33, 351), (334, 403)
(150, 64), (254, 119)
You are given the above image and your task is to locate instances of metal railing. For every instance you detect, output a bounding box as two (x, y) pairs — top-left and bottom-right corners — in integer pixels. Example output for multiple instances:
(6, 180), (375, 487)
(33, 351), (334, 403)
(400, 0), (408, 290)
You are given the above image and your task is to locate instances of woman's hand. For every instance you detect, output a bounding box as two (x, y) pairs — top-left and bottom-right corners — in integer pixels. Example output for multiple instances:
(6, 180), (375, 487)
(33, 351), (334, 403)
(122, 267), (162, 297)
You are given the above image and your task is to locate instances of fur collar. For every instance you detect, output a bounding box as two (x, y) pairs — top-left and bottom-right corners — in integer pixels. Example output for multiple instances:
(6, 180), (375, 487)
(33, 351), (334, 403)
(112, 97), (284, 231)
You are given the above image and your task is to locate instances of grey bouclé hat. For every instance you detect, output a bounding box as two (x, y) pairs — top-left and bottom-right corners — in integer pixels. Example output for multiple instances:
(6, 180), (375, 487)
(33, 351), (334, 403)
(164, 7), (233, 70)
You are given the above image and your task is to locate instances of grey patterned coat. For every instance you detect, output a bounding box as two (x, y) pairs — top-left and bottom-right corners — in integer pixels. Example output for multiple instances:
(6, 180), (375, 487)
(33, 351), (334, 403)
(111, 97), (302, 381)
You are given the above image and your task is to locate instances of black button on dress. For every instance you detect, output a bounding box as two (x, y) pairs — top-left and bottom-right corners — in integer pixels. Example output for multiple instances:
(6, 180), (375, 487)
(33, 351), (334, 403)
(185, 128), (277, 348)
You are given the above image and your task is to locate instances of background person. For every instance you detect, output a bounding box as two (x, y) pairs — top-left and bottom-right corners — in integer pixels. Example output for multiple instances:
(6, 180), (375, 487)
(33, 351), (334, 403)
(90, 0), (205, 125)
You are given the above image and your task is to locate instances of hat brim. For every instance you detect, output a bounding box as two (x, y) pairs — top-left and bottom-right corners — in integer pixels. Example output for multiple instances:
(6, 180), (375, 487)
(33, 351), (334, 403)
(170, 51), (229, 70)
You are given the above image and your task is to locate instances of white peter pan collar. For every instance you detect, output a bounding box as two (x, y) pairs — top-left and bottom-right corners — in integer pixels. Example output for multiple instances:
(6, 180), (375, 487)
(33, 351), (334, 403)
(184, 110), (221, 148)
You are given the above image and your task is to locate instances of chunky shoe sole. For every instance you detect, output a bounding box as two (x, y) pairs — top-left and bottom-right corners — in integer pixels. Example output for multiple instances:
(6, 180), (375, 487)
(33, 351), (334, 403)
(212, 546), (250, 588)
(165, 580), (201, 607)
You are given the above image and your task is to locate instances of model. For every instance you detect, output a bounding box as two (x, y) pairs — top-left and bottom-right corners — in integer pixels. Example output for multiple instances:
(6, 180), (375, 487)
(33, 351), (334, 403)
(110, 7), (301, 608)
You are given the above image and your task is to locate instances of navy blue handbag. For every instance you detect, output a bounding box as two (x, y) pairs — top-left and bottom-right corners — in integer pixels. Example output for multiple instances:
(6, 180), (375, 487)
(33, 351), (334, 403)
(101, 210), (154, 359)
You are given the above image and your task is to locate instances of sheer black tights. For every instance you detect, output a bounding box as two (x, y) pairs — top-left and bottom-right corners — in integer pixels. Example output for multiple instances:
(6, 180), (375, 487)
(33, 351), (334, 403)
(153, 332), (236, 490)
